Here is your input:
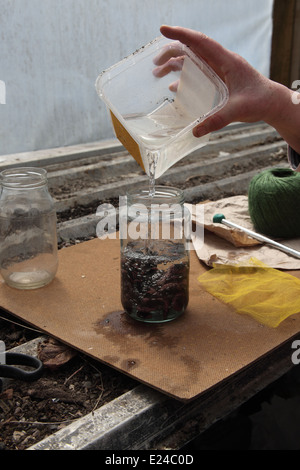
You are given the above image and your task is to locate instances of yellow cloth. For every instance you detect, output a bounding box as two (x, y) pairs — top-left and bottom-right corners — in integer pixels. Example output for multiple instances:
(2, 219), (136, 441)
(198, 258), (300, 327)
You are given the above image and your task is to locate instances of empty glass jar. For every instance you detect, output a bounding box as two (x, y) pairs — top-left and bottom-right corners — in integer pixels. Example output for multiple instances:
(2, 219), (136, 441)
(0, 167), (58, 289)
(120, 186), (190, 323)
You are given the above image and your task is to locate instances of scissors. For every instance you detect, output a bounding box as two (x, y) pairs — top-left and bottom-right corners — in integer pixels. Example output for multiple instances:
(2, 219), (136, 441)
(0, 352), (43, 392)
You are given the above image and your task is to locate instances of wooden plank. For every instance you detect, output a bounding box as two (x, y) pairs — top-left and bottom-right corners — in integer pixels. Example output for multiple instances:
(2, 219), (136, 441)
(0, 139), (122, 170)
(290, 0), (300, 83)
(270, 0), (297, 86)
(29, 333), (300, 450)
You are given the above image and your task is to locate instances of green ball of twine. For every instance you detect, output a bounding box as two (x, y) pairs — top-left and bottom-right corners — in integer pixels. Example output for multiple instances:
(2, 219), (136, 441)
(248, 167), (300, 239)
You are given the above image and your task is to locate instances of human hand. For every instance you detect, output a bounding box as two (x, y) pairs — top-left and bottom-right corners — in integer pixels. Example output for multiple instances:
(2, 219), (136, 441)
(159, 25), (280, 138)
(153, 42), (185, 92)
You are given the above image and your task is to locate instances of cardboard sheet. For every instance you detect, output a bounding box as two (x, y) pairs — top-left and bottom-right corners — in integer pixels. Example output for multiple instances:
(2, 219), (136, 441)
(1, 237), (300, 401)
(187, 196), (300, 270)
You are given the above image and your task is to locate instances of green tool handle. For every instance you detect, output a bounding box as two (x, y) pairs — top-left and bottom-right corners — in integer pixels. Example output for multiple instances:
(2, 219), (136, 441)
(213, 213), (300, 260)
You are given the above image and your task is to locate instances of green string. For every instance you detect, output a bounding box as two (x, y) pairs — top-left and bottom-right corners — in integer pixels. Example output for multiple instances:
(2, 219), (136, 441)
(248, 168), (300, 239)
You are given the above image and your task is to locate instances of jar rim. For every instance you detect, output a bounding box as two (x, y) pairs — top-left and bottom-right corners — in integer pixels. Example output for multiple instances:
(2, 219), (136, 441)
(0, 167), (47, 188)
(126, 185), (184, 204)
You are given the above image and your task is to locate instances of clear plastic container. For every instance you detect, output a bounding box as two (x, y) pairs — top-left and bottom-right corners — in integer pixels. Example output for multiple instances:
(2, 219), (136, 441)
(96, 35), (228, 179)
(0, 168), (58, 289)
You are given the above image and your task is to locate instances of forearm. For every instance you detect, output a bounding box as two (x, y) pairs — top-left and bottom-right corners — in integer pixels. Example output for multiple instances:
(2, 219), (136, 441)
(263, 80), (300, 155)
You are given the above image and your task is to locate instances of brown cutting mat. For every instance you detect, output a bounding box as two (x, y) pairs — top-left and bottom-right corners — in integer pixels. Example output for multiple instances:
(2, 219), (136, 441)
(1, 237), (300, 401)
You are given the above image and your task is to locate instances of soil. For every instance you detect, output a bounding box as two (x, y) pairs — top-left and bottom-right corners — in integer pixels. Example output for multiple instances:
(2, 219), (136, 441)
(0, 211), (137, 451)
(54, 142), (287, 224)
(0, 137), (293, 451)
(0, 310), (137, 450)
(3, 307), (300, 451)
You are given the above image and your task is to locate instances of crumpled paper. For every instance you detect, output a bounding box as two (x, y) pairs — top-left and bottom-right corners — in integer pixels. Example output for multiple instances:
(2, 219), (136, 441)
(186, 195), (300, 270)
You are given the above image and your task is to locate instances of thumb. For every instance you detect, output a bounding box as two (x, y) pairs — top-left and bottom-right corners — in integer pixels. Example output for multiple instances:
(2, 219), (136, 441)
(193, 108), (233, 138)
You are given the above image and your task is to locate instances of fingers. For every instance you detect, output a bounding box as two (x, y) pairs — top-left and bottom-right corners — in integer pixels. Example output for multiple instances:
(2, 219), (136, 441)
(160, 25), (229, 77)
(160, 25), (222, 55)
(153, 43), (183, 66)
(153, 56), (184, 78)
(193, 108), (233, 138)
(169, 80), (179, 92)
(153, 42), (185, 79)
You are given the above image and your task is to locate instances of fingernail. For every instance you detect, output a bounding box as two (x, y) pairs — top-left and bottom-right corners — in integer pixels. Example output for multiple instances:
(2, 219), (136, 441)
(193, 126), (205, 138)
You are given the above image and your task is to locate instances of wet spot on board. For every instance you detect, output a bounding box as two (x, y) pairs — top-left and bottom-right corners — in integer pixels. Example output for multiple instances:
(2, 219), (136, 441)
(94, 310), (163, 337)
(102, 354), (120, 364)
(93, 310), (182, 349)
(121, 358), (140, 370)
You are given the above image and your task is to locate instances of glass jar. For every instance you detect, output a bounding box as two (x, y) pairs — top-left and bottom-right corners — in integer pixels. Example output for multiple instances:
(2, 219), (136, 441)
(120, 186), (190, 323)
(0, 167), (58, 289)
